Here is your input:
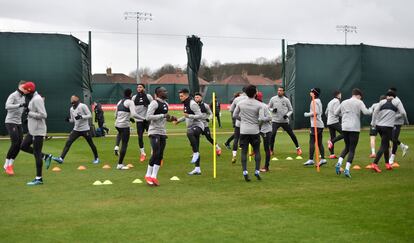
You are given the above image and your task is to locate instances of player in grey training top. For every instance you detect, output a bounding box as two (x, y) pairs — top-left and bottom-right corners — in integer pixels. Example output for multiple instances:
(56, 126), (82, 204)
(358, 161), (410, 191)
(303, 88), (327, 167)
(268, 87), (302, 157)
(368, 95), (386, 158)
(233, 85), (267, 182)
(174, 88), (205, 175)
(114, 88), (145, 170)
(131, 83), (153, 162)
(229, 89), (248, 163)
(256, 92), (273, 172)
(144, 87), (177, 186)
(194, 92), (222, 156)
(325, 90), (344, 158)
(3, 80), (29, 175)
(52, 95), (99, 165)
(370, 90), (407, 172)
(334, 88), (372, 178)
(387, 87), (409, 164)
(18, 82), (53, 186)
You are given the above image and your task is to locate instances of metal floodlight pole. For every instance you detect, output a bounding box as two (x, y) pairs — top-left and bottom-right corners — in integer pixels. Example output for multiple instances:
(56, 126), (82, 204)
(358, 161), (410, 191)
(124, 11), (153, 84)
(336, 25), (357, 45)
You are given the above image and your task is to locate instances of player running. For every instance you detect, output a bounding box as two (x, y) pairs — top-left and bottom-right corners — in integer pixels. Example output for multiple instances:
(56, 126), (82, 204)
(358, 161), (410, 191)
(325, 90), (344, 159)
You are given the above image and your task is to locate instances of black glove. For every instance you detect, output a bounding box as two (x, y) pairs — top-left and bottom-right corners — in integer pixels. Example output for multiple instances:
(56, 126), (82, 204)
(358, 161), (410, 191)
(74, 115), (82, 120)
(130, 118), (135, 123)
(206, 119), (210, 122)
(165, 114), (171, 120)
(65, 116), (70, 122)
(19, 103), (28, 108)
(272, 108), (277, 113)
(283, 115), (288, 119)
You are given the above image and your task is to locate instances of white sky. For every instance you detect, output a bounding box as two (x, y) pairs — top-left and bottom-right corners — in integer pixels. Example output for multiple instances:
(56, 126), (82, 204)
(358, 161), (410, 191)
(1, 0), (413, 74)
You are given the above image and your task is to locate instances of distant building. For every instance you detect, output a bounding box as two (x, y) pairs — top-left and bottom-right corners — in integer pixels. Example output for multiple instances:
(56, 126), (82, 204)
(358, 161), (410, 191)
(221, 71), (280, 86)
(153, 72), (209, 86)
(92, 67), (154, 84)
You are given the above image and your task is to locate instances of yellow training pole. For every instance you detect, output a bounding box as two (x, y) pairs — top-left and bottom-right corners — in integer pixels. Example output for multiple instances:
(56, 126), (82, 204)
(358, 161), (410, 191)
(311, 93), (320, 172)
(249, 145), (252, 162)
(212, 92), (217, 178)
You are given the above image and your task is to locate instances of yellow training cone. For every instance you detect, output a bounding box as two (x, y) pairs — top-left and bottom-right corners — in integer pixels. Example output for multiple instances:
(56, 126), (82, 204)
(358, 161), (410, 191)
(52, 166), (61, 172)
(77, 165), (87, 170)
(127, 164), (134, 168)
(286, 157), (293, 160)
(93, 180), (102, 186)
(340, 167), (344, 172)
(102, 180), (113, 185)
(296, 156), (303, 160)
(102, 164), (111, 169)
(352, 165), (361, 170)
(132, 179), (143, 184)
(170, 176), (180, 181)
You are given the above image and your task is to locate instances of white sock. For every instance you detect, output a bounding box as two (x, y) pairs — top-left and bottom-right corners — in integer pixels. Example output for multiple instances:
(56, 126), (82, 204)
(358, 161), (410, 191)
(400, 143), (406, 149)
(9, 159), (14, 166)
(255, 170), (260, 175)
(345, 162), (351, 171)
(140, 148), (145, 154)
(146, 165), (153, 177)
(243, 170), (248, 175)
(216, 144), (221, 149)
(4, 159), (10, 169)
(337, 157), (344, 166)
(35, 176), (42, 180)
(195, 166), (201, 173)
(232, 151), (237, 157)
(192, 152), (200, 162)
(114, 146), (119, 151)
(371, 148), (375, 154)
(389, 154), (395, 163)
(151, 165), (160, 178)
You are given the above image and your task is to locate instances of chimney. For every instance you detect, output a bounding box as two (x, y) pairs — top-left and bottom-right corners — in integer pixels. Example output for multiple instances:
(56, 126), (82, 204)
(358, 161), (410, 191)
(106, 67), (112, 76)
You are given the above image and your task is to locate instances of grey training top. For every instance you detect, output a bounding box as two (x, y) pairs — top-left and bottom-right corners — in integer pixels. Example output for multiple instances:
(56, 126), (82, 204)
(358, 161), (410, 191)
(146, 98), (168, 136)
(304, 98), (324, 128)
(177, 99), (205, 131)
(200, 103), (213, 128)
(260, 102), (272, 134)
(5, 90), (26, 124)
(268, 95), (293, 123)
(233, 98), (267, 135)
(229, 93), (248, 127)
(131, 93), (153, 122)
(69, 103), (92, 132)
(27, 92), (47, 136)
(115, 99), (145, 128)
(325, 98), (341, 125)
(334, 97), (371, 132)
(394, 96), (409, 125)
(372, 98), (407, 128)
(369, 102), (379, 126)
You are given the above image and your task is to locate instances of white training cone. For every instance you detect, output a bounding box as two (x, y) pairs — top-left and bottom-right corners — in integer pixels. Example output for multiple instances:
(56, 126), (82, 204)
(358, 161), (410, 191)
(286, 157), (293, 160)
(102, 180), (113, 185)
(132, 179), (143, 184)
(170, 176), (180, 181)
(93, 180), (103, 186)
(271, 157), (279, 161)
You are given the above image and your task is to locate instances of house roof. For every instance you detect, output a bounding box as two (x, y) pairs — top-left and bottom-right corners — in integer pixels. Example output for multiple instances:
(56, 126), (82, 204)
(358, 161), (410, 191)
(92, 73), (136, 84)
(221, 74), (278, 86)
(153, 73), (209, 85)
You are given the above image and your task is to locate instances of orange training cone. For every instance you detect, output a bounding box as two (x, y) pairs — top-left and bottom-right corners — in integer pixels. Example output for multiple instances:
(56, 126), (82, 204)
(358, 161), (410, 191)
(52, 166), (61, 172)
(77, 165), (87, 170)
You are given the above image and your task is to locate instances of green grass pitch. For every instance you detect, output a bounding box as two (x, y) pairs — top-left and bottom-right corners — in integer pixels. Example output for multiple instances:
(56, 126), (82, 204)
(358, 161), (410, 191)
(0, 111), (413, 242)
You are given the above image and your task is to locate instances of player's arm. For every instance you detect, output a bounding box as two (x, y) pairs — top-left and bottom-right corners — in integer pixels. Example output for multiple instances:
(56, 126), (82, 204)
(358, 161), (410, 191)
(359, 101), (372, 115)
(146, 101), (164, 121)
(259, 105), (271, 122)
(5, 94), (22, 110)
(285, 98), (293, 117)
(205, 104), (213, 120)
(128, 100), (145, 120)
(79, 104), (92, 120)
(28, 99), (47, 120)
(232, 104), (241, 120)
(188, 101), (203, 119)
(371, 102), (379, 127)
